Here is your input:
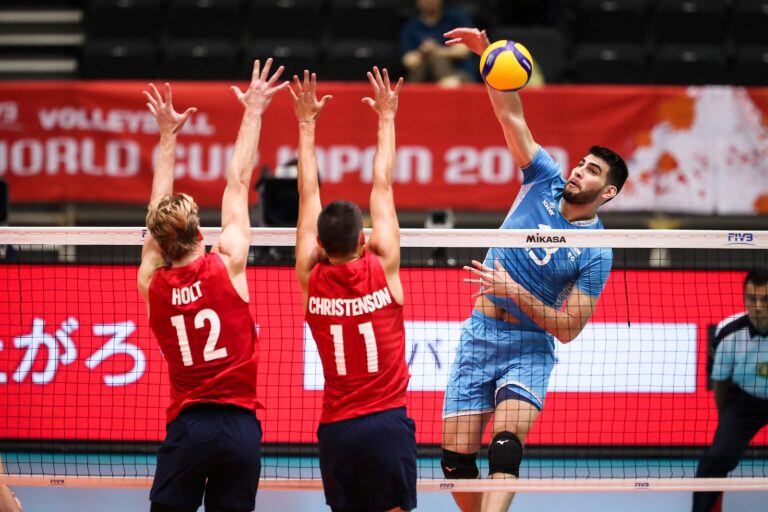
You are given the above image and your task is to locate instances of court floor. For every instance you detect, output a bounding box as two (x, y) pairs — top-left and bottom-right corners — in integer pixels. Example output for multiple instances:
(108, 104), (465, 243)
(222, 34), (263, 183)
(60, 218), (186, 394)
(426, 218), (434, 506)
(5, 455), (768, 512)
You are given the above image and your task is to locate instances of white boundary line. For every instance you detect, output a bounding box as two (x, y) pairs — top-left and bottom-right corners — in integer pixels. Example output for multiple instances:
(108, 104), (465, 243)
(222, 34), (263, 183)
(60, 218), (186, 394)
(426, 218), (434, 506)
(0, 227), (766, 249)
(0, 476), (767, 492)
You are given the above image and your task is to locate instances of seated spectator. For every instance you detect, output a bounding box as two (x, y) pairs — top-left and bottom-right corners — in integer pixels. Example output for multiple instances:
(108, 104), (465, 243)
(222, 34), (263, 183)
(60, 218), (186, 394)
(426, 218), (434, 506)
(400, 0), (477, 87)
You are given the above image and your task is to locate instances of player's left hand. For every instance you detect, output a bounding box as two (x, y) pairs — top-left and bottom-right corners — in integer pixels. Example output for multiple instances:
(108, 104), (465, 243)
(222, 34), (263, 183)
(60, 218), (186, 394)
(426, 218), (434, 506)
(362, 66), (403, 119)
(143, 82), (197, 135)
(463, 259), (518, 298)
(231, 58), (290, 115)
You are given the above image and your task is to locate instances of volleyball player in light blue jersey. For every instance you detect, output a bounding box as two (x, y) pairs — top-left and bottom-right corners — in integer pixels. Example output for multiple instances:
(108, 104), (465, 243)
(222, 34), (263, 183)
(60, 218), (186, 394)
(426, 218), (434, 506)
(440, 28), (629, 512)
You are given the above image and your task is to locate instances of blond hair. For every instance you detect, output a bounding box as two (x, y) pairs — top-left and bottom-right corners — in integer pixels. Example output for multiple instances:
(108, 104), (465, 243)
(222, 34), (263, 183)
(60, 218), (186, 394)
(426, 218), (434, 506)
(146, 193), (200, 261)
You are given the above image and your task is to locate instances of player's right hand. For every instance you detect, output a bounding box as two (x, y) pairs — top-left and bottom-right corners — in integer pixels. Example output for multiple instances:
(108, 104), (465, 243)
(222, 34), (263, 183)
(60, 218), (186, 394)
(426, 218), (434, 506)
(231, 58), (289, 115)
(143, 82), (197, 135)
(443, 27), (490, 56)
(288, 70), (333, 123)
(362, 66), (403, 118)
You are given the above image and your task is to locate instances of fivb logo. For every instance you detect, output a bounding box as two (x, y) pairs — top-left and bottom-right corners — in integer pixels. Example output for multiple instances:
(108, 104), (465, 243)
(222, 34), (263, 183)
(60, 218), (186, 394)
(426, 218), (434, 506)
(727, 232), (754, 246)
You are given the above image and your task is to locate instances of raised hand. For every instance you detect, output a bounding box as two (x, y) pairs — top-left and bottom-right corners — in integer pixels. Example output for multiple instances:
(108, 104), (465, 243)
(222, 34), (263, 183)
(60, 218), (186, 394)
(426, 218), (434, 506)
(288, 70), (333, 123)
(362, 67), (403, 119)
(231, 58), (289, 115)
(443, 27), (491, 56)
(143, 82), (196, 135)
(463, 259), (519, 299)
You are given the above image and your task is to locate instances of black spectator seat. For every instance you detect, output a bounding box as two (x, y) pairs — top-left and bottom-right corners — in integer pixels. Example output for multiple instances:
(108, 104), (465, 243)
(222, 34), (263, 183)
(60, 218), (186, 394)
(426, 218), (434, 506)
(245, 0), (326, 40)
(86, 0), (166, 40)
(652, 0), (727, 45)
(733, 45), (768, 86)
(166, 0), (241, 40)
(161, 39), (238, 79)
(327, 0), (404, 40)
(82, 38), (157, 78)
(572, 43), (647, 84)
(323, 40), (400, 80)
(573, 0), (647, 44)
(732, 0), (768, 46)
(242, 39), (319, 79)
(653, 44), (729, 85)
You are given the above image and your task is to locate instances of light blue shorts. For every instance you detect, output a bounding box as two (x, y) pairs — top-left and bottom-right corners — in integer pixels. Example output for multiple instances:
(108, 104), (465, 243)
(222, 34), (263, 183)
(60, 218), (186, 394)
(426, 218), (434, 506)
(442, 311), (556, 418)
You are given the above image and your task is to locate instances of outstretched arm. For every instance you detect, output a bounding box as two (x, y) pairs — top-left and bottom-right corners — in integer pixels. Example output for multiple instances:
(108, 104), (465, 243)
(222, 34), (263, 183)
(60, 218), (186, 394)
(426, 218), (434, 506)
(289, 71), (332, 305)
(138, 83), (196, 300)
(216, 58), (288, 278)
(464, 260), (596, 342)
(444, 28), (538, 167)
(363, 67), (403, 276)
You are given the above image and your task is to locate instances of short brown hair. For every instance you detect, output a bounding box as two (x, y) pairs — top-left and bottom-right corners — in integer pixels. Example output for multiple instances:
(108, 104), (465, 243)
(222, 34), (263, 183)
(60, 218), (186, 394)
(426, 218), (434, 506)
(146, 193), (200, 261)
(317, 201), (363, 257)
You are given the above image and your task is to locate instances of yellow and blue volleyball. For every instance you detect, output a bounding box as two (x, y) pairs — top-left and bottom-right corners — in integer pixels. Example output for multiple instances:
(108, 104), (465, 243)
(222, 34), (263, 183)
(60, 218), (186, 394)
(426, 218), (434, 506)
(480, 40), (533, 92)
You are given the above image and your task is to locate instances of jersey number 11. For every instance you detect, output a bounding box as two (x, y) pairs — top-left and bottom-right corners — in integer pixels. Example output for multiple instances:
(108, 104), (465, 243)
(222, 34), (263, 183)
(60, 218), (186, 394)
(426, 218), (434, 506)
(330, 322), (379, 376)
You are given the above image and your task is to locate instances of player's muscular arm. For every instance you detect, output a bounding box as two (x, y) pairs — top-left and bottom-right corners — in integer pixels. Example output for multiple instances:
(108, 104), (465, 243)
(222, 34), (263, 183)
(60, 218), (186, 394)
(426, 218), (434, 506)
(364, 67), (403, 275)
(444, 27), (538, 167)
(138, 83), (197, 300)
(217, 59), (288, 278)
(465, 260), (597, 342)
(289, 71), (332, 304)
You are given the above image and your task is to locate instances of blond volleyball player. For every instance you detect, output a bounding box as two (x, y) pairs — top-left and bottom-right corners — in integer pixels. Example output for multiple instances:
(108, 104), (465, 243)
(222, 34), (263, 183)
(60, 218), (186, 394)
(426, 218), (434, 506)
(137, 60), (287, 512)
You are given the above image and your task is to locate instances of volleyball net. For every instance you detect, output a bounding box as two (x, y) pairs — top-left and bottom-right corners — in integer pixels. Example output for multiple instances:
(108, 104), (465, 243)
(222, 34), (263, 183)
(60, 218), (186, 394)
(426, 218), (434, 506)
(0, 227), (766, 493)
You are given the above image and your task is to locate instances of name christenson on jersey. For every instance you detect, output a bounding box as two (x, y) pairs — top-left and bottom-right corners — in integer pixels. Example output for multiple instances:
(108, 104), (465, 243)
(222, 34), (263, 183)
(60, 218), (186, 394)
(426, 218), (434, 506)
(526, 234), (566, 244)
(309, 287), (393, 317)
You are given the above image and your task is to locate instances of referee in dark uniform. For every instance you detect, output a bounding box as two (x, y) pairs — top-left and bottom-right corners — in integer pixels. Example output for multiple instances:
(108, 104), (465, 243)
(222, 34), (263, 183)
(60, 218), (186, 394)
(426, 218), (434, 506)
(693, 268), (768, 512)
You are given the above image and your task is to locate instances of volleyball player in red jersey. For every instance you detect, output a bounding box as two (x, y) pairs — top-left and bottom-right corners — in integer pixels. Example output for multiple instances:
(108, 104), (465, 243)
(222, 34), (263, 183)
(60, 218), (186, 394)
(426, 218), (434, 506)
(292, 67), (417, 512)
(137, 60), (288, 512)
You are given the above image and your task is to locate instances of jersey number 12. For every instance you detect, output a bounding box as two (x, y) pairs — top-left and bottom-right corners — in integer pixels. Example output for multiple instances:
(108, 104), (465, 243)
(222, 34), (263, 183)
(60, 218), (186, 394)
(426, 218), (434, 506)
(170, 309), (228, 366)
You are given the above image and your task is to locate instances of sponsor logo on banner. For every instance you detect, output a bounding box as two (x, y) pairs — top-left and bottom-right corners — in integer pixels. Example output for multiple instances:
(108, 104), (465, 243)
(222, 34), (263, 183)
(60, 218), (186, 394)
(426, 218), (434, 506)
(726, 232), (755, 246)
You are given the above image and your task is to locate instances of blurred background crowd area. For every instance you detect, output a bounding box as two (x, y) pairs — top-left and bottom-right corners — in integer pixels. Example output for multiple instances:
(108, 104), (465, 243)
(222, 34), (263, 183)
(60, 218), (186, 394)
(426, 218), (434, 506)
(0, 0), (766, 86)
(0, 0), (766, 233)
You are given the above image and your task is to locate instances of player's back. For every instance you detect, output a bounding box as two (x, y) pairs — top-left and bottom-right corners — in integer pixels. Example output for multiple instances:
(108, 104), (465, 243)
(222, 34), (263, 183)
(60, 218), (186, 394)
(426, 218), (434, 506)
(306, 250), (409, 424)
(148, 252), (259, 422)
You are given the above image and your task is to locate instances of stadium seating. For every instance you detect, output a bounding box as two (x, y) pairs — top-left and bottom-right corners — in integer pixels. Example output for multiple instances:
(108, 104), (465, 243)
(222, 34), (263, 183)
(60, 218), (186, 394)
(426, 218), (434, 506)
(0, 0), (765, 85)
(82, 38), (157, 78)
(490, 26), (566, 83)
(572, 0), (647, 44)
(245, 0), (326, 40)
(323, 40), (400, 80)
(733, 45), (768, 86)
(572, 43), (648, 84)
(161, 39), (238, 79)
(651, 0), (727, 45)
(242, 39), (320, 79)
(85, 0), (165, 40)
(653, 44), (729, 85)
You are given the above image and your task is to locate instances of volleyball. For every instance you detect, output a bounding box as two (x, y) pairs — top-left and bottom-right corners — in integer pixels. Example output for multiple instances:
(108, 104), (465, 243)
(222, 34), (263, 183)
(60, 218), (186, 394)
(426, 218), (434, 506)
(480, 40), (534, 92)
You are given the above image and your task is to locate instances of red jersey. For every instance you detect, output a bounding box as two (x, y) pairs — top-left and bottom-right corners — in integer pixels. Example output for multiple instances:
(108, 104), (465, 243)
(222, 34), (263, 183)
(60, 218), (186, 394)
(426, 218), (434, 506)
(148, 252), (259, 423)
(306, 250), (409, 424)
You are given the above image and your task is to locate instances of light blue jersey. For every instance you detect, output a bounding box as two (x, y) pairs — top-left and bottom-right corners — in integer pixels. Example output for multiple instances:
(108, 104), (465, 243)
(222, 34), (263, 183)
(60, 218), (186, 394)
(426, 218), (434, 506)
(443, 147), (613, 415)
(712, 313), (768, 399)
(483, 146), (613, 334)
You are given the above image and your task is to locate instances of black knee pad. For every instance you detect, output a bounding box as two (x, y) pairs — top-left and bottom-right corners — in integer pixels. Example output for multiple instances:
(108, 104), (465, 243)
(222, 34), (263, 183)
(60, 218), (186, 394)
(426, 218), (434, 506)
(488, 431), (523, 477)
(441, 449), (479, 479)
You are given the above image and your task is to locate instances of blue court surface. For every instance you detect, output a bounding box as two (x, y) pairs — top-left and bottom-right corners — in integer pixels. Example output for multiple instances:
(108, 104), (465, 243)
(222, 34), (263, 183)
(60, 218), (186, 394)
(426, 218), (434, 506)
(5, 455), (768, 511)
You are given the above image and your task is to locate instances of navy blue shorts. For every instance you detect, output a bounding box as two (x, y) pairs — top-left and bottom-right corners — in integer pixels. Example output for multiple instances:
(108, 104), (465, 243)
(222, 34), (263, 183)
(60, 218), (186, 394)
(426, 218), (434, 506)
(150, 403), (262, 512)
(317, 407), (417, 512)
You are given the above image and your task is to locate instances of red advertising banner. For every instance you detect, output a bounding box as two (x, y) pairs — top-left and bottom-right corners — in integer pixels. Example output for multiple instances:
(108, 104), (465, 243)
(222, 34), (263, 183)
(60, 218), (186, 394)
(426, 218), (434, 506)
(1, 82), (766, 214)
(0, 264), (763, 446)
